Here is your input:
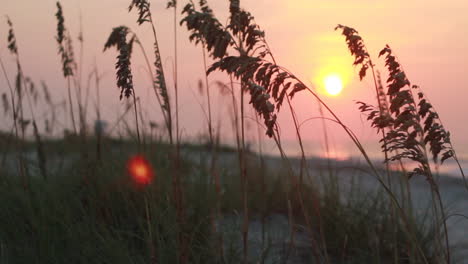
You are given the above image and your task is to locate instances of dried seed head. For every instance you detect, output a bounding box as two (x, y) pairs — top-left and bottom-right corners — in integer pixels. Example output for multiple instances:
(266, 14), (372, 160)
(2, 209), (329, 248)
(104, 26), (134, 100)
(128, 0), (151, 25)
(181, 2), (231, 58)
(41, 81), (52, 105)
(15, 70), (22, 98)
(55, 2), (75, 77)
(181, 1), (307, 138)
(166, 0), (177, 9)
(246, 82), (276, 137)
(365, 44), (453, 177)
(1, 93), (9, 115)
(55, 2), (65, 44)
(6, 17), (18, 55)
(197, 79), (204, 96)
(335, 24), (371, 80)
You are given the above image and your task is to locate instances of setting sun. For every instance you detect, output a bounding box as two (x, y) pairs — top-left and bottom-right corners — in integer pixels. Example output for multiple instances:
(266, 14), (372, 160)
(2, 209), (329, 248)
(324, 75), (343, 96)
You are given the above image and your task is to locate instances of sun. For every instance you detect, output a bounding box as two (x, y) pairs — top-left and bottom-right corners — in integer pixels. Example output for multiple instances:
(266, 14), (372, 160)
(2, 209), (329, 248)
(324, 74), (343, 96)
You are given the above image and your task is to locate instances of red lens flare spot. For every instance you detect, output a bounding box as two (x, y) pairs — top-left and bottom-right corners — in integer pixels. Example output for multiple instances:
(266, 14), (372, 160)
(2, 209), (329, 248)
(127, 155), (154, 185)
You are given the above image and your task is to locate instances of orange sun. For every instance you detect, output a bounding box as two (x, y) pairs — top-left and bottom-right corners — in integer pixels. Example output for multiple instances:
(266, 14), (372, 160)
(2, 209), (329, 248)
(127, 155), (154, 185)
(324, 74), (343, 96)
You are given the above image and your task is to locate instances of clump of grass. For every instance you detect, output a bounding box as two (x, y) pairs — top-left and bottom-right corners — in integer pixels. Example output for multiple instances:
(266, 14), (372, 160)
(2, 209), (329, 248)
(104, 25), (142, 146)
(1, 1), (465, 264)
(181, 0), (289, 138)
(337, 24), (460, 263)
(104, 26), (135, 100)
(55, 2), (78, 134)
(128, 0), (173, 143)
(105, 1), (191, 261)
(0, 145), (218, 264)
(5, 16), (40, 189)
(6, 17), (18, 55)
(378, 45), (452, 263)
(182, 2), (394, 262)
(56, 1), (91, 137)
(55, 2), (75, 78)
(379, 46), (453, 171)
(5, 16), (21, 135)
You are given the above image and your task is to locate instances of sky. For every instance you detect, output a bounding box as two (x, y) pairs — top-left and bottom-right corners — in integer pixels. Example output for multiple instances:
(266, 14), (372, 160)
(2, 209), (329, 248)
(1, 0), (467, 162)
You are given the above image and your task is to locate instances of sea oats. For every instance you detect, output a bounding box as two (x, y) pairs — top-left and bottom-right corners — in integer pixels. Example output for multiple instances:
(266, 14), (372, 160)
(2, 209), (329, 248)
(55, 2), (75, 77)
(104, 26), (134, 100)
(6, 17), (18, 55)
(182, 1), (308, 137)
(335, 24), (371, 80)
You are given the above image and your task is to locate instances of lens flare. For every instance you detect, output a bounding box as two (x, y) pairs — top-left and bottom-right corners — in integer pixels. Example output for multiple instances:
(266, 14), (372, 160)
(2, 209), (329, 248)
(127, 155), (154, 185)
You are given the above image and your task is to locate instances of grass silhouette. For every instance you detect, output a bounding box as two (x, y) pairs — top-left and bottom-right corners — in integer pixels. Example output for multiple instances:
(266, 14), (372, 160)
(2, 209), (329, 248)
(0, 1), (466, 264)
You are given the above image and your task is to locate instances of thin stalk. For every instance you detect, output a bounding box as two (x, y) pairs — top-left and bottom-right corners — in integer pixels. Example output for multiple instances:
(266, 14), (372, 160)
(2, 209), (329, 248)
(172, 4), (187, 263)
(421, 153), (450, 263)
(137, 96), (147, 147)
(83, 71), (94, 128)
(202, 43), (223, 259)
(13, 60), (30, 189)
(173, 4), (179, 146)
(240, 82), (249, 264)
(146, 12), (173, 145)
(0, 57), (19, 184)
(317, 102), (331, 167)
(0, 126), (15, 172)
(286, 94), (329, 262)
(285, 199), (295, 262)
(406, 86), (450, 264)
(66, 77), (77, 134)
(300, 81), (430, 263)
(270, 129), (322, 264)
(144, 194), (157, 264)
(254, 113), (266, 252)
(202, 45), (214, 146)
(16, 70), (27, 189)
(133, 37), (170, 137)
(18, 66), (46, 182)
(266, 45), (328, 262)
(452, 153), (468, 190)
(0, 57), (19, 143)
(367, 60), (400, 264)
(78, 14), (85, 135)
(230, 76), (241, 153)
(94, 63), (102, 162)
(132, 93), (141, 147)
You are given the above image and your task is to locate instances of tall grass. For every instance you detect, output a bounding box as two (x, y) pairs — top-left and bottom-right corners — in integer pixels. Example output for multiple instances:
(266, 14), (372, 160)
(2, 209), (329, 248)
(0, 1), (465, 264)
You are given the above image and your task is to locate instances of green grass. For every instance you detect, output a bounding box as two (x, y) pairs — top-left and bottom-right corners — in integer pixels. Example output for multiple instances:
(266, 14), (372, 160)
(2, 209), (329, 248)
(0, 138), (439, 263)
(0, 140), (216, 264)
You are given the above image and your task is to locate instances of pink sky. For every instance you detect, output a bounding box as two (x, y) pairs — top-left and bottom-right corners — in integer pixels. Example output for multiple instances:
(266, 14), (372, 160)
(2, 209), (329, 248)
(1, 0), (467, 160)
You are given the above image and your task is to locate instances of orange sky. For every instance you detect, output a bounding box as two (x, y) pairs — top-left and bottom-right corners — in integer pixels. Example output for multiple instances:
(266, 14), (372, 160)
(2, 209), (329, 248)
(1, 0), (467, 160)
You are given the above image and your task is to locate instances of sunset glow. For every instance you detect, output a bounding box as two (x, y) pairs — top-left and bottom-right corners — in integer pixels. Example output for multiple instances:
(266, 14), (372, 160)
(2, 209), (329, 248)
(0, 1), (467, 262)
(324, 74), (343, 96)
